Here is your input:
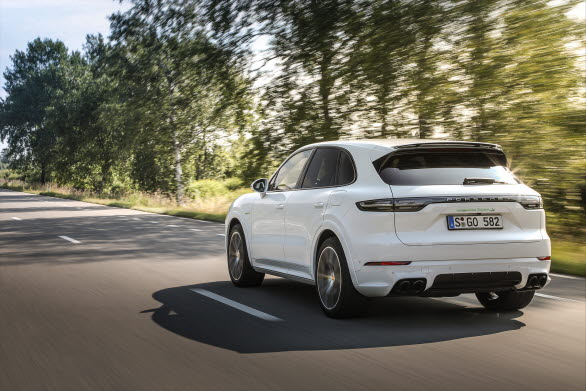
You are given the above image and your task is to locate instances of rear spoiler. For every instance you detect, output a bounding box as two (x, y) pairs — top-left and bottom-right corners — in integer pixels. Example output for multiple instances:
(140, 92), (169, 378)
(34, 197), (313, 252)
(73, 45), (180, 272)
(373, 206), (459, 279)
(394, 142), (502, 150)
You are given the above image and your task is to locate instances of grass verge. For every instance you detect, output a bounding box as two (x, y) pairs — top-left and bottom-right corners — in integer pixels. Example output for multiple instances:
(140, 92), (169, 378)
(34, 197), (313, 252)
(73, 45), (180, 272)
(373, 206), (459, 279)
(551, 241), (586, 277)
(1, 184), (228, 223)
(2, 183), (584, 277)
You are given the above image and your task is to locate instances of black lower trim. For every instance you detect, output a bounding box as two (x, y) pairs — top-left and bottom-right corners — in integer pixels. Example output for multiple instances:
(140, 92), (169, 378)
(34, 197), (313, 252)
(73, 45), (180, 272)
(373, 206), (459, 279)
(421, 271), (523, 296)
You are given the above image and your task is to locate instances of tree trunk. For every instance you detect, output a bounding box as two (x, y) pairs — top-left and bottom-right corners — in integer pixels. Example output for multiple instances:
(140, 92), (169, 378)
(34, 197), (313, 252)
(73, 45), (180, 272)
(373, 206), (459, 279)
(99, 161), (111, 195)
(173, 129), (185, 206)
(319, 57), (335, 141)
(418, 112), (430, 139)
(40, 164), (47, 185)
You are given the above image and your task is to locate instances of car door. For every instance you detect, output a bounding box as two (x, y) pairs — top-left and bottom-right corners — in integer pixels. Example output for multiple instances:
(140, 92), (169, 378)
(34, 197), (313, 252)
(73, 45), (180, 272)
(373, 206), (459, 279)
(284, 147), (341, 279)
(250, 149), (313, 271)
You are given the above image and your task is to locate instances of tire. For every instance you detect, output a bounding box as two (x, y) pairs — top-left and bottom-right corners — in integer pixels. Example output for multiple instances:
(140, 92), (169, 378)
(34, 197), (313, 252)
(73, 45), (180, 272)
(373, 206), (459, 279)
(315, 237), (366, 318)
(476, 290), (535, 311)
(227, 224), (264, 287)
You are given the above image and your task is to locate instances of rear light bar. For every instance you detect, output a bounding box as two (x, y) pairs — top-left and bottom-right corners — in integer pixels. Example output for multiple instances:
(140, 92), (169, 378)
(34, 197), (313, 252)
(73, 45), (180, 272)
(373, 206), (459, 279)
(356, 195), (543, 212)
(537, 256), (551, 261)
(365, 261), (412, 266)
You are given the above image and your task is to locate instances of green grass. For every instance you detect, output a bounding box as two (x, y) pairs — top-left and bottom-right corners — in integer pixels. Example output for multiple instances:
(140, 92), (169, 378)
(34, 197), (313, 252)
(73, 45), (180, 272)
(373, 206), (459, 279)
(2, 182), (585, 277)
(1, 183), (233, 224)
(551, 241), (586, 277)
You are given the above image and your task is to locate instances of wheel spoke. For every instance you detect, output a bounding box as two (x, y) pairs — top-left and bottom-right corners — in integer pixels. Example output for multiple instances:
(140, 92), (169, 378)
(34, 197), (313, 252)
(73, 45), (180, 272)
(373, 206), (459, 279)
(228, 232), (244, 280)
(317, 246), (342, 310)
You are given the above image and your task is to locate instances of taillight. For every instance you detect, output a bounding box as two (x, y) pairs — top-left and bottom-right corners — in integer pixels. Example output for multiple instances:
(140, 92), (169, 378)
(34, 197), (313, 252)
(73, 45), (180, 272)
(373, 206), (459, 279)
(519, 196), (543, 210)
(537, 256), (551, 261)
(365, 261), (412, 266)
(356, 198), (430, 212)
(356, 195), (544, 212)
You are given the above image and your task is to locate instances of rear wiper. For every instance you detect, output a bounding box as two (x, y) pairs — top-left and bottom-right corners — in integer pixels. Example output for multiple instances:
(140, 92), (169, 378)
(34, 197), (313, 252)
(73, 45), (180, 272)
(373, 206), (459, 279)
(463, 178), (506, 185)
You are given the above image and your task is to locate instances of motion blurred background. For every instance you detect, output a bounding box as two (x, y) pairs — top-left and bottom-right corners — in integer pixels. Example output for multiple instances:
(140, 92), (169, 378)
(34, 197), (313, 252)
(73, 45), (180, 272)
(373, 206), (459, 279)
(1, 0), (584, 274)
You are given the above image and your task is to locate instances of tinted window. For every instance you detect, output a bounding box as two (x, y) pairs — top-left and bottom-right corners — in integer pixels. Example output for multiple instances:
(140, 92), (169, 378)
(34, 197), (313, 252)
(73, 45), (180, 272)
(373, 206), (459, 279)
(336, 150), (355, 185)
(270, 149), (312, 191)
(376, 150), (519, 186)
(301, 148), (339, 188)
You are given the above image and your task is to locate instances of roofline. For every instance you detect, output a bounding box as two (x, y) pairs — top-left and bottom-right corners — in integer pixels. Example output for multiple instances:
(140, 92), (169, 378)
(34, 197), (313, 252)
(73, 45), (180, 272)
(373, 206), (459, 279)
(302, 139), (502, 151)
(394, 141), (502, 150)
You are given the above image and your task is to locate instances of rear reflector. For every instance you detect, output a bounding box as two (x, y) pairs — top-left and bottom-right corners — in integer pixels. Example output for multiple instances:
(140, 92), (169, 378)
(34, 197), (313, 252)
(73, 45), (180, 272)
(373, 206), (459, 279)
(537, 256), (551, 261)
(365, 261), (412, 266)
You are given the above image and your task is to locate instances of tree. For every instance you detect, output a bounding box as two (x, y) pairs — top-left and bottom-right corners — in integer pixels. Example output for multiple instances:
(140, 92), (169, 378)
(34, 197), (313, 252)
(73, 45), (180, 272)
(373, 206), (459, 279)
(109, 0), (251, 204)
(0, 38), (70, 183)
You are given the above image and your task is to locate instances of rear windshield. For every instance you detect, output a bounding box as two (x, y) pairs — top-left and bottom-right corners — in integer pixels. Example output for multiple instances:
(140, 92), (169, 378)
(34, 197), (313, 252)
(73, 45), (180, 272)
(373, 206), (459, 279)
(375, 149), (520, 186)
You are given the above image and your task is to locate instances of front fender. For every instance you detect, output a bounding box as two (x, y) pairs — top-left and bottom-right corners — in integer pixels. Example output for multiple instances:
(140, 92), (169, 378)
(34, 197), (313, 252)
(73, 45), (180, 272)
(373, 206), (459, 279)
(225, 193), (256, 255)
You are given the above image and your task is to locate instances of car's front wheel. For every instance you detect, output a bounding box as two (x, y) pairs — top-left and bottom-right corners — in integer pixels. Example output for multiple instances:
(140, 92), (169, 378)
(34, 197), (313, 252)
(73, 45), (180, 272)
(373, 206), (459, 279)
(476, 290), (535, 311)
(227, 224), (264, 287)
(316, 237), (365, 318)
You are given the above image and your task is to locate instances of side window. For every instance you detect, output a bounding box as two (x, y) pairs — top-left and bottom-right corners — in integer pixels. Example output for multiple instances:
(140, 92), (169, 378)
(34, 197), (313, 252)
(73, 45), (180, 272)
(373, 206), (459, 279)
(336, 150), (355, 186)
(270, 149), (313, 191)
(301, 148), (339, 189)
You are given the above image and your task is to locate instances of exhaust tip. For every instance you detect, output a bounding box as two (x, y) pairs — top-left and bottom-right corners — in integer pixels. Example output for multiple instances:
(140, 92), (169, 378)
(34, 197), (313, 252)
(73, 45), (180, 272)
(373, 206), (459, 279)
(529, 276), (539, 288)
(411, 279), (425, 293)
(539, 275), (547, 287)
(398, 281), (412, 293)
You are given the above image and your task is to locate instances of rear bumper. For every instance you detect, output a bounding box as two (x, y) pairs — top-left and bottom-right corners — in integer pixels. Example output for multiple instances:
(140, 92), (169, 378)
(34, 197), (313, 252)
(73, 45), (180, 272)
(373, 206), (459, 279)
(353, 257), (551, 297)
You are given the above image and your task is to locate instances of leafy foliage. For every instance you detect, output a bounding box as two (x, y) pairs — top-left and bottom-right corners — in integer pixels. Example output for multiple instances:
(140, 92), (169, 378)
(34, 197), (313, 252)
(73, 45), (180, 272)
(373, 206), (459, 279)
(0, 0), (583, 237)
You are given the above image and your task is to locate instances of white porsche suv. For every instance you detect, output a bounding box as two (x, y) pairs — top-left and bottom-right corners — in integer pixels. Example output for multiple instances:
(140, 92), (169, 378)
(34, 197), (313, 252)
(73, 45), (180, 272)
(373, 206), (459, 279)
(225, 139), (551, 317)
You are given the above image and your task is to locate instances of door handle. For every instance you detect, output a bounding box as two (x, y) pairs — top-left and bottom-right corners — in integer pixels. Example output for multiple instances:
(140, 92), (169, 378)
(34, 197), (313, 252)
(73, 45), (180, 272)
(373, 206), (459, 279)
(313, 202), (324, 208)
(275, 204), (284, 209)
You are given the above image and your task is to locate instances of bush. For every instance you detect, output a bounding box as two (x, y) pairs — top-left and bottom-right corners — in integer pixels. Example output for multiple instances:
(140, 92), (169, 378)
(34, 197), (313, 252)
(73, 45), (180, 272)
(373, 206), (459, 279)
(186, 179), (230, 199)
(223, 177), (245, 191)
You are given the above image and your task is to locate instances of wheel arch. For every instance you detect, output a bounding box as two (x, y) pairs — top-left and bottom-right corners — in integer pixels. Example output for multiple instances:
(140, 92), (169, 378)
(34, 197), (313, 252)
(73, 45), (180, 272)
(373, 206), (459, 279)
(312, 225), (359, 287)
(226, 217), (243, 251)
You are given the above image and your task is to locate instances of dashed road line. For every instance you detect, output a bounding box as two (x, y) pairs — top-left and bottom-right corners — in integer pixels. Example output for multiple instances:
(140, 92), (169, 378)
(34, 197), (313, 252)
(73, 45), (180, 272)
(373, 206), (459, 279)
(11, 217), (22, 221)
(550, 273), (584, 281)
(190, 289), (283, 321)
(58, 236), (81, 244)
(535, 293), (584, 303)
(217, 234), (226, 237)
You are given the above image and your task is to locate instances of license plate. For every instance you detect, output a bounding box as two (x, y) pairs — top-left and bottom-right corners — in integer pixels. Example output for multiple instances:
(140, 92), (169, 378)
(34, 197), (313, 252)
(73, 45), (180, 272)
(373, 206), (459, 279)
(447, 215), (503, 230)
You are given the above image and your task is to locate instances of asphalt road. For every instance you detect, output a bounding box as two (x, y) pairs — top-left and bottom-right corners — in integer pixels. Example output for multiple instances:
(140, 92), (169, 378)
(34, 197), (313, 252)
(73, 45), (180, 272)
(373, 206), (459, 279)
(1, 188), (585, 391)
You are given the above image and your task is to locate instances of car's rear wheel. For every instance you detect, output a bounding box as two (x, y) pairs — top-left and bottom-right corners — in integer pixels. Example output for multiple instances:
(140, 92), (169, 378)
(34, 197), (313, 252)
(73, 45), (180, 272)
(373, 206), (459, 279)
(228, 224), (264, 287)
(316, 237), (365, 318)
(476, 290), (535, 311)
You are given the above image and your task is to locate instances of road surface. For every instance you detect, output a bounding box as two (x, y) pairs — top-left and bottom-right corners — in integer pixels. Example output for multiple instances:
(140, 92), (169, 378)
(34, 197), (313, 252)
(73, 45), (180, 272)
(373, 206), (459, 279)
(1, 188), (585, 391)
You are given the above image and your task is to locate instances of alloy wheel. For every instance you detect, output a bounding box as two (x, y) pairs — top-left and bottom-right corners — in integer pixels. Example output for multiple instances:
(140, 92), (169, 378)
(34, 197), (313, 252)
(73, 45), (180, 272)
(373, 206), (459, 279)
(228, 231), (244, 280)
(316, 246), (342, 310)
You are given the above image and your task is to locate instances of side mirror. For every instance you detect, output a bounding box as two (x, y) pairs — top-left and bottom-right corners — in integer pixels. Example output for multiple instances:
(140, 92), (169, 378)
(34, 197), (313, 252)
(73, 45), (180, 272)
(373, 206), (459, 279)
(251, 178), (268, 195)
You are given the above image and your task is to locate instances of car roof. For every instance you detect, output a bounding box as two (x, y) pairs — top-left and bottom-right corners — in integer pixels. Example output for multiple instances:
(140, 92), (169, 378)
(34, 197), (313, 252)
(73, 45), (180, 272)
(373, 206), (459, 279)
(304, 138), (501, 150)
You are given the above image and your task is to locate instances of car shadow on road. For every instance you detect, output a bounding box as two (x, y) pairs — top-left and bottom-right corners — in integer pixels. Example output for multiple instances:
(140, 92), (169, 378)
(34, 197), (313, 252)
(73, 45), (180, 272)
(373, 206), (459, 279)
(144, 279), (525, 354)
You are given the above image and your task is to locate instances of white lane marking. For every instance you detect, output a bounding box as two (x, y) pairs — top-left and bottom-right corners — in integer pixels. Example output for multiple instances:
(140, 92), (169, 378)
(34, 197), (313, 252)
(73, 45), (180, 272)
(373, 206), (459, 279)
(190, 289), (283, 321)
(217, 233), (226, 237)
(550, 273), (585, 281)
(535, 293), (584, 303)
(166, 224), (179, 228)
(11, 217), (22, 220)
(132, 218), (142, 221)
(59, 236), (81, 244)
(149, 221), (159, 224)
(190, 228), (202, 232)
